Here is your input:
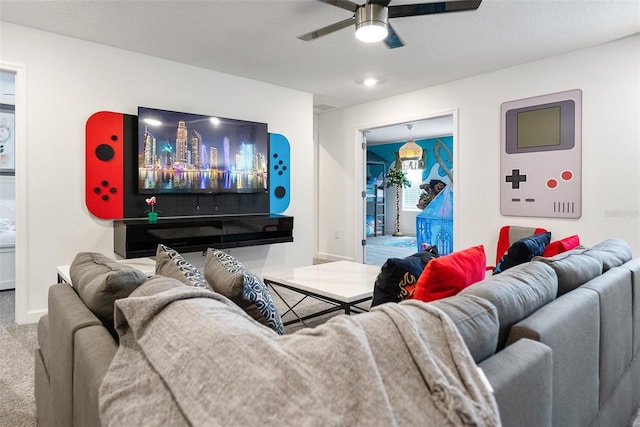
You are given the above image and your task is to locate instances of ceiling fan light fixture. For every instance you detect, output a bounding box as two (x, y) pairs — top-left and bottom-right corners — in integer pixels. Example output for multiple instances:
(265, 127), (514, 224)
(355, 4), (389, 43)
(355, 22), (388, 43)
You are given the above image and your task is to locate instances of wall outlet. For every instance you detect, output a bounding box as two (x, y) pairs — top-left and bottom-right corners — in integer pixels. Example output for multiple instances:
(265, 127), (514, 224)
(334, 230), (340, 239)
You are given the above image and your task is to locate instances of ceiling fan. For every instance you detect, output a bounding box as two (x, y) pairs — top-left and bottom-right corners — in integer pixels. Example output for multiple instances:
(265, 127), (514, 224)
(298, 0), (482, 49)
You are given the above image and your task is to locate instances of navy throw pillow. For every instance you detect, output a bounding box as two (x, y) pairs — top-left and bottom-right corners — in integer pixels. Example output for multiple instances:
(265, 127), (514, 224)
(493, 231), (551, 274)
(371, 247), (439, 307)
(407, 246), (440, 266)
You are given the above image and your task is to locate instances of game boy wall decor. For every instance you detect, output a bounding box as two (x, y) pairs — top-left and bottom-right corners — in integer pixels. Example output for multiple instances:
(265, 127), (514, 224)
(500, 89), (582, 218)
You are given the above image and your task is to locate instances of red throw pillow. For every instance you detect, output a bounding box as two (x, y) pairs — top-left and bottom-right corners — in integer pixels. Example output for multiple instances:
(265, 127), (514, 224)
(413, 245), (486, 303)
(542, 235), (580, 257)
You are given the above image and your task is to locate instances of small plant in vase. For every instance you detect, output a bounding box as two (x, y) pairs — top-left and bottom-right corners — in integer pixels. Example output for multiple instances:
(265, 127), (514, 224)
(385, 167), (411, 236)
(145, 196), (159, 223)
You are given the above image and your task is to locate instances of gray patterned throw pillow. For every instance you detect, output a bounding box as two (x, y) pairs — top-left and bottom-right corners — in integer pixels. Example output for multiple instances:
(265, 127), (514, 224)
(155, 244), (212, 290)
(204, 248), (284, 335)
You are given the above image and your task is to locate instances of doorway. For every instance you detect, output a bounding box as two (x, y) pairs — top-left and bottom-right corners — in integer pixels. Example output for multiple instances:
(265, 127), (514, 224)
(361, 114), (455, 266)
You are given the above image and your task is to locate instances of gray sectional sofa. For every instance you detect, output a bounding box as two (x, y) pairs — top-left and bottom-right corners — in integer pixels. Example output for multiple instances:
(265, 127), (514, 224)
(34, 239), (640, 426)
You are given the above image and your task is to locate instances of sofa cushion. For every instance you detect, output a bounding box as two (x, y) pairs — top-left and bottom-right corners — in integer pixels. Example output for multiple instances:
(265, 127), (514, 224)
(619, 257), (640, 358)
(413, 245), (486, 303)
(543, 235), (580, 257)
(430, 294), (499, 363)
(203, 248), (284, 335)
(155, 244), (212, 290)
(583, 239), (633, 272)
(44, 283), (105, 427)
(460, 261), (557, 350)
(493, 232), (551, 274)
(478, 338), (553, 427)
(371, 248), (439, 307)
(69, 252), (147, 335)
(581, 268), (633, 407)
(507, 288), (600, 427)
(533, 247), (603, 296)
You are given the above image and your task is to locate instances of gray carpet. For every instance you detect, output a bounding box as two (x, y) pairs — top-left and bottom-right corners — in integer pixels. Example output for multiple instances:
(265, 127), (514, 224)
(273, 285), (371, 334)
(0, 289), (15, 328)
(0, 322), (38, 427)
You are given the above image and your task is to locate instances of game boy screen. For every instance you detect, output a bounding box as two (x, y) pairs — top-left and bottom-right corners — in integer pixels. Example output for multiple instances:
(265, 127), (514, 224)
(517, 106), (561, 149)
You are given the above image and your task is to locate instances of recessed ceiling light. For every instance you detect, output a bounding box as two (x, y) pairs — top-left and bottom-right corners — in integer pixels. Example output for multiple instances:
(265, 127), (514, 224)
(363, 78), (378, 87)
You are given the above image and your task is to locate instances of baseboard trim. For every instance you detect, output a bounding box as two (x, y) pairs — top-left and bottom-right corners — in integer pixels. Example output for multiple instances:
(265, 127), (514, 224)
(315, 252), (355, 263)
(23, 309), (46, 325)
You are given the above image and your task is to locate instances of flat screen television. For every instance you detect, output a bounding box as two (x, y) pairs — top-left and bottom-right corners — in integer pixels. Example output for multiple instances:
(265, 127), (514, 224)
(137, 106), (269, 195)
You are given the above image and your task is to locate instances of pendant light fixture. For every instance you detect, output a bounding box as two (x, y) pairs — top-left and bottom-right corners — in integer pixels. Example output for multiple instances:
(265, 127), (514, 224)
(398, 124), (423, 163)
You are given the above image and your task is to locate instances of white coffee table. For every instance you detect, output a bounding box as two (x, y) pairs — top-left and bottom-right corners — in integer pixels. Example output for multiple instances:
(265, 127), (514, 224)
(262, 260), (380, 326)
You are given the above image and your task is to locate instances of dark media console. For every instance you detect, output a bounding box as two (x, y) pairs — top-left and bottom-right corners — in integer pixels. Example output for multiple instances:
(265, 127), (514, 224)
(114, 214), (294, 259)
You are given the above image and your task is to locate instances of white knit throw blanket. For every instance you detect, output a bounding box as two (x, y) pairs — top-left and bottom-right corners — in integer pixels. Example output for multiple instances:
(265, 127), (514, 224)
(99, 286), (500, 426)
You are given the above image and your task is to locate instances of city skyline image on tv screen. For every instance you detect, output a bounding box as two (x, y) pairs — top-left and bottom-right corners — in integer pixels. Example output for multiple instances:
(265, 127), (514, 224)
(137, 106), (269, 194)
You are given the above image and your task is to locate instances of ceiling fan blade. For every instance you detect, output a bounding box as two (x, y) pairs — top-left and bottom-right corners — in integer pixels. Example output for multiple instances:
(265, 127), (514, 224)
(297, 16), (356, 41)
(368, 0), (392, 6)
(384, 23), (404, 49)
(318, 0), (361, 13)
(388, 0), (482, 19)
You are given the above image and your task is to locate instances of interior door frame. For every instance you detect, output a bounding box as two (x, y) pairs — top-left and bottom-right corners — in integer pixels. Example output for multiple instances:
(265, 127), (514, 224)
(1, 62), (28, 323)
(356, 109), (459, 264)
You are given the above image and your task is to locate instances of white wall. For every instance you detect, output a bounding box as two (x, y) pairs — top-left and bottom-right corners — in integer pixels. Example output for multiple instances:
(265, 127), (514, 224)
(1, 23), (314, 323)
(318, 35), (640, 263)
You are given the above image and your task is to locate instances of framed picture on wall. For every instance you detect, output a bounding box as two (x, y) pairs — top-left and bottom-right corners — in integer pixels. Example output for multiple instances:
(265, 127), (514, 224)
(0, 103), (15, 174)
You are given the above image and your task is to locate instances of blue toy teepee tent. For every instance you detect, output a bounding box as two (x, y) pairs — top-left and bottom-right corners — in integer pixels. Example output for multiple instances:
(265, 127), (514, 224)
(416, 186), (453, 255)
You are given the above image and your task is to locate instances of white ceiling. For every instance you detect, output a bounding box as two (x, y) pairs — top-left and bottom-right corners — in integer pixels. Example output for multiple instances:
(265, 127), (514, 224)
(1, 0), (638, 141)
